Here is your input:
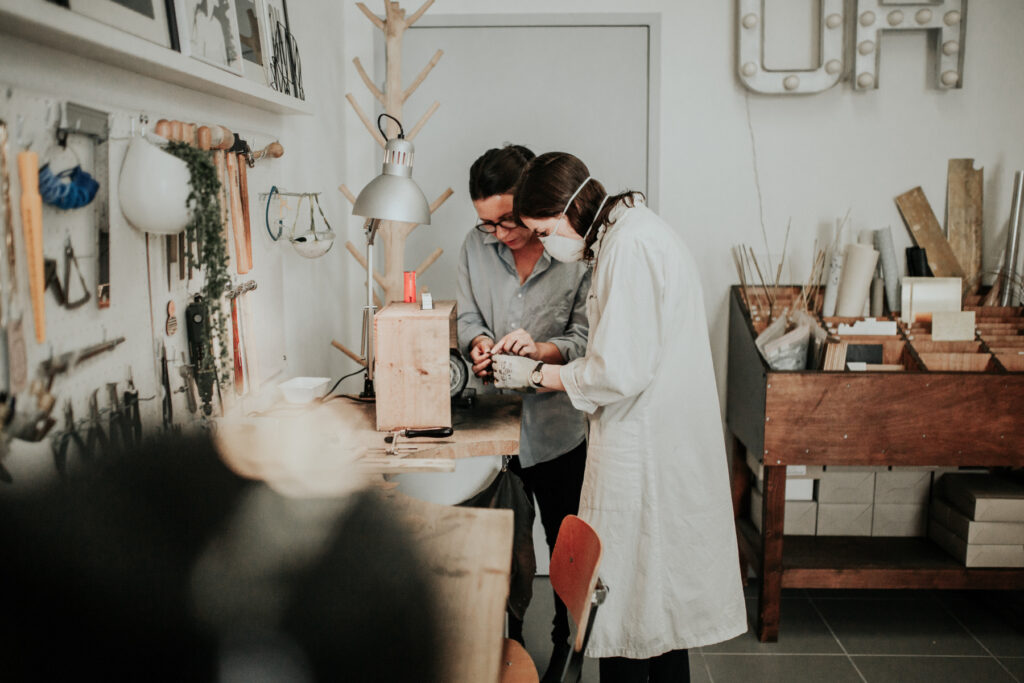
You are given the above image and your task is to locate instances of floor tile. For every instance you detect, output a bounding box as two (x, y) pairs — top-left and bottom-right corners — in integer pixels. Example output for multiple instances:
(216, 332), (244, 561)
(936, 592), (1024, 658)
(998, 656), (1024, 681)
(703, 654), (863, 682)
(703, 597), (843, 654)
(814, 597), (987, 656)
(851, 655), (1017, 682)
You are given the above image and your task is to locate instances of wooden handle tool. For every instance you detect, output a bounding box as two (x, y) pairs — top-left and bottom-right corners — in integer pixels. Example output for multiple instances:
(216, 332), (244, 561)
(225, 153), (249, 275)
(240, 288), (260, 393)
(154, 119), (171, 139)
(17, 151), (45, 343)
(236, 153), (253, 272)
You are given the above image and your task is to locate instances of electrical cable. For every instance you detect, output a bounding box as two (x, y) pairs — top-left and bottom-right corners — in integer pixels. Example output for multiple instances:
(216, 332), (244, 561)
(376, 113), (404, 140)
(322, 366), (367, 400)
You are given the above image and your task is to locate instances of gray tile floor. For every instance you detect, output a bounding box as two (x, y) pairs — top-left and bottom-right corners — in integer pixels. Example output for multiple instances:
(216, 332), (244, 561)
(521, 578), (1024, 682)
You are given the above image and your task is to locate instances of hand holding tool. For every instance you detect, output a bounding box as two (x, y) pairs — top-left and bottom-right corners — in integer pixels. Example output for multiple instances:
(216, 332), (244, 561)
(491, 353), (538, 391)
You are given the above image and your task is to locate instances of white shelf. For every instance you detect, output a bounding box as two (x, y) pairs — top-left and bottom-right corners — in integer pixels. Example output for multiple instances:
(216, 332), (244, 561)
(0, 0), (313, 116)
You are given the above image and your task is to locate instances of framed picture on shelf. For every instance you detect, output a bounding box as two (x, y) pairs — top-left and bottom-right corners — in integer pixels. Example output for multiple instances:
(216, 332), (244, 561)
(179, 0), (244, 75)
(263, 0), (303, 99)
(234, 0), (272, 85)
(61, 0), (178, 49)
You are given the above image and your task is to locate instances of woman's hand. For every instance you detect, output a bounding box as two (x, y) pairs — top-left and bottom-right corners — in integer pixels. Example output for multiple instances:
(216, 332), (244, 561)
(469, 336), (495, 377)
(491, 328), (539, 359)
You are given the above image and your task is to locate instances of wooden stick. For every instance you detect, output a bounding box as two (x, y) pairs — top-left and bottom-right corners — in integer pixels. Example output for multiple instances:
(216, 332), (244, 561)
(353, 57), (385, 104)
(346, 93), (387, 148)
(748, 246), (775, 315)
(415, 247), (443, 276)
(403, 49), (443, 102)
(338, 184), (357, 205)
(733, 246), (752, 315)
(405, 0), (435, 27)
(226, 153), (249, 275)
(345, 240), (387, 290)
(355, 2), (385, 30)
(332, 339), (367, 366)
(774, 218), (791, 293)
(406, 100), (439, 141)
(429, 187), (453, 214)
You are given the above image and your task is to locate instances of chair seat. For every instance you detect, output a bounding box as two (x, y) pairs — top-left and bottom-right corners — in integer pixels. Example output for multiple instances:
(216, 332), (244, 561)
(499, 638), (538, 683)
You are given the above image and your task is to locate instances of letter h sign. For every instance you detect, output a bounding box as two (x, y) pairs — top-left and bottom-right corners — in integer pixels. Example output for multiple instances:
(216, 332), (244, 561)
(738, 0), (967, 95)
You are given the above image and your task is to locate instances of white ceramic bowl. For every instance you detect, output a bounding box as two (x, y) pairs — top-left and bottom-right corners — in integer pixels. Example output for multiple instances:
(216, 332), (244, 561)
(290, 231), (335, 259)
(119, 136), (190, 235)
(279, 376), (331, 404)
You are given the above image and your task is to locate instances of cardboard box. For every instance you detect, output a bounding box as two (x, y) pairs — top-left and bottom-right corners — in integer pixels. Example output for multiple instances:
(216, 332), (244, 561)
(936, 472), (1024, 522)
(872, 503), (928, 537)
(755, 476), (815, 501)
(874, 468), (932, 505)
(817, 502), (873, 536)
(817, 470), (876, 504)
(931, 498), (1024, 545)
(929, 519), (1024, 568)
(751, 488), (817, 536)
(746, 451), (823, 480)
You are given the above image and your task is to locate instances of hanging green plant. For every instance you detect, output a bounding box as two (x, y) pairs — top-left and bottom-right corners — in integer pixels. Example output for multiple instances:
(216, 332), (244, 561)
(164, 141), (231, 383)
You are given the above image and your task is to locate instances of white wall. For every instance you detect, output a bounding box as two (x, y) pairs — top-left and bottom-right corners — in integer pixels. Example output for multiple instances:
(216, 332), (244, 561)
(343, 0), (1024, 410)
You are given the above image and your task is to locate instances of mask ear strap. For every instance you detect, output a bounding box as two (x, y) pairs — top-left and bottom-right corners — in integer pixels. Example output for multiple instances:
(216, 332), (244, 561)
(560, 175), (592, 223)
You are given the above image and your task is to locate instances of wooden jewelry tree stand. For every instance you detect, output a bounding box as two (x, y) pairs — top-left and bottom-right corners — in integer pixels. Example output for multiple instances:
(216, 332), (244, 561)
(335, 0), (453, 369)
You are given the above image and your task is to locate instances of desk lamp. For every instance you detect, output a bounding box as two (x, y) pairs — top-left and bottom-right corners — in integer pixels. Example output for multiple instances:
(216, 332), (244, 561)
(352, 114), (431, 398)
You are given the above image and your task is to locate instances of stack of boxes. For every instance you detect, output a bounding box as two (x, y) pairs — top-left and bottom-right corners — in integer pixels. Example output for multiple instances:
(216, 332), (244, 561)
(748, 451), (820, 535)
(929, 473), (1024, 567)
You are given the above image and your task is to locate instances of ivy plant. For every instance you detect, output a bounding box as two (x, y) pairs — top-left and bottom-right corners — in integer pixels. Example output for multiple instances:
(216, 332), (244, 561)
(164, 141), (230, 382)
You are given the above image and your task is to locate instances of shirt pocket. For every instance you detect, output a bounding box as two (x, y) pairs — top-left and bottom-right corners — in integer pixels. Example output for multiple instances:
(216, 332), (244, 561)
(581, 418), (643, 512)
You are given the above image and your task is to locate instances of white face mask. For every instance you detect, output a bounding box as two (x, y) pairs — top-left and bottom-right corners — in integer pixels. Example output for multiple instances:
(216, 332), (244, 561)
(538, 176), (608, 263)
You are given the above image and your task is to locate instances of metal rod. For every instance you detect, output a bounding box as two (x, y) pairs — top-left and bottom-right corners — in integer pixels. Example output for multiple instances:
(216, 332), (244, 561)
(999, 171), (1024, 306)
(257, 190), (321, 200)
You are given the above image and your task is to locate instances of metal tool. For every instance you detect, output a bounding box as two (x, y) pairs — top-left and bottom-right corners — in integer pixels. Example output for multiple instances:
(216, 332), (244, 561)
(40, 336), (126, 388)
(159, 341), (172, 431)
(186, 294), (216, 416)
(53, 401), (89, 477)
(106, 382), (128, 453)
(62, 239), (90, 308)
(123, 376), (141, 448)
(384, 427), (453, 442)
(177, 352), (198, 414)
(84, 388), (108, 455)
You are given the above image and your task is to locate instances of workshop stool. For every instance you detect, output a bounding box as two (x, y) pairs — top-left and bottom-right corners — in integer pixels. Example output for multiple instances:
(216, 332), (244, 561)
(499, 514), (607, 683)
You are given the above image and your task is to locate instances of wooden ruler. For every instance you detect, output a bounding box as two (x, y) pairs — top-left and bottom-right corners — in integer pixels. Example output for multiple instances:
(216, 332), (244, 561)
(946, 160), (983, 292)
(895, 186), (965, 281)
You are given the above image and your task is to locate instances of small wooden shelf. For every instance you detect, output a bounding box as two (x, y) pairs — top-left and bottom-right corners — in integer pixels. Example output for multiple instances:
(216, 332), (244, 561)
(0, 0), (312, 115)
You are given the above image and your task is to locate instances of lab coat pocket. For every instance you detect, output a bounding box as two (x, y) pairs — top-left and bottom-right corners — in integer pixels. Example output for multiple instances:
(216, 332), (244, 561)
(582, 419), (642, 512)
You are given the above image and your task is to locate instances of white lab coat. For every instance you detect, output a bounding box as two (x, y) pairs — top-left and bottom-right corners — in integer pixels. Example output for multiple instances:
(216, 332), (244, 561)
(560, 198), (747, 659)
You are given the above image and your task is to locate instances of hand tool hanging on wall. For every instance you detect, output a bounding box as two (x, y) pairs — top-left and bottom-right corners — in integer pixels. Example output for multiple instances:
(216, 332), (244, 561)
(123, 373), (141, 447)
(185, 294), (216, 416)
(40, 336), (126, 390)
(84, 388), (109, 456)
(53, 401), (90, 477)
(158, 341), (173, 431)
(0, 120), (26, 395)
(225, 152), (250, 274)
(17, 151), (45, 343)
(106, 382), (129, 453)
(55, 104), (110, 308)
(165, 300), (177, 336)
(230, 134), (254, 271)
(44, 239), (90, 309)
(178, 352), (198, 414)
(239, 281), (260, 394)
(228, 289), (244, 395)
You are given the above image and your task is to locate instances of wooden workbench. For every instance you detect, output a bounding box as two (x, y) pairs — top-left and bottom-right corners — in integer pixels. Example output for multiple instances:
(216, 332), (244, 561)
(726, 286), (1024, 642)
(216, 393), (522, 682)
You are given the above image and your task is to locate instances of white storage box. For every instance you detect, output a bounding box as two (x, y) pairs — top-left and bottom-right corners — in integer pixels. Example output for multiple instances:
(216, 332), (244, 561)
(751, 488), (817, 536)
(279, 376), (331, 404)
(937, 473), (1024, 522)
(931, 498), (1024, 545)
(817, 502), (873, 536)
(872, 503), (928, 537)
(874, 468), (932, 506)
(929, 519), (1024, 568)
(817, 469), (876, 504)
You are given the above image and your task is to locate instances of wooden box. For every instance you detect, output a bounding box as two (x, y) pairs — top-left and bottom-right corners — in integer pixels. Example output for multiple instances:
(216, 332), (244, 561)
(374, 301), (456, 432)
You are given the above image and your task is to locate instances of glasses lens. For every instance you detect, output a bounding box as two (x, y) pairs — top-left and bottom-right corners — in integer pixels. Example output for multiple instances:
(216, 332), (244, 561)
(475, 222), (497, 234)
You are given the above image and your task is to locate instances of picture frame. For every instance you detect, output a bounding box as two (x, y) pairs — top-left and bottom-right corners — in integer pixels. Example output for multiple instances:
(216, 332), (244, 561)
(63, 0), (177, 49)
(263, 0), (303, 99)
(234, 0), (272, 85)
(178, 0), (245, 76)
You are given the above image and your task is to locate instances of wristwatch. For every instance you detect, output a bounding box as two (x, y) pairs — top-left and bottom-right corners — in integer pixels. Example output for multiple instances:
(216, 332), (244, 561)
(529, 362), (545, 388)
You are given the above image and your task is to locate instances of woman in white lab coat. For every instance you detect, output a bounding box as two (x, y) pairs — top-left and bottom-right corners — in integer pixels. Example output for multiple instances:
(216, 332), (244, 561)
(492, 152), (747, 681)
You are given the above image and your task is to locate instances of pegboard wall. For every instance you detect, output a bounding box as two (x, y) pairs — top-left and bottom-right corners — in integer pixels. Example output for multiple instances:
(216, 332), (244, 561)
(0, 83), (292, 483)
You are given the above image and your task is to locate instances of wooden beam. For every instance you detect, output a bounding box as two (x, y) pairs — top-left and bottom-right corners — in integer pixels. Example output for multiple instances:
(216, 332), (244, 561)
(415, 247), (443, 276)
(429, 187), (453, 214)
(947, 159), (983, 292)
(346, 93), (387, 148)
(353, 57), (385, 104)
(896, 186), (965, 280)
(403, 49), (443, 102)
(405, 0), (435, 27)
(355, 2), (385, 30)
(331, 339), (367, 367)
(338, 183), (357, 205)
(406, 100), (439, 141)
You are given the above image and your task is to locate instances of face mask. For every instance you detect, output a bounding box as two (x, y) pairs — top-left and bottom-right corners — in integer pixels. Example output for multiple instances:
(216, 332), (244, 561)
(38, 164), (99, 210)
(539, 176), (608, 263)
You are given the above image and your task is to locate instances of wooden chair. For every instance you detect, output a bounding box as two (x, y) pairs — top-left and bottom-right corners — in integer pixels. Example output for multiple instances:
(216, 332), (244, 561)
(499, 515), (607, 683)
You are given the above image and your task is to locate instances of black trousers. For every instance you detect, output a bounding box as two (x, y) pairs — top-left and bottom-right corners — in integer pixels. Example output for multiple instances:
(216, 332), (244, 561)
(599, 649), (690, 683)
(506, 440), (587, 645)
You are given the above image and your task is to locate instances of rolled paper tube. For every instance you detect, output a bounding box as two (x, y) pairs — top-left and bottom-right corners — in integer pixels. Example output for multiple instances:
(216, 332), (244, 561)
(403, 271), (416, 303)
(871, 276), (885, 316)
(999, 171), (1024, 306)
(858, 230), (875, 245)
(822, 246), (844, 316)
(835, 243), (880, 316)
(906, 246), (933, 277)
(874, 227), (900, 312)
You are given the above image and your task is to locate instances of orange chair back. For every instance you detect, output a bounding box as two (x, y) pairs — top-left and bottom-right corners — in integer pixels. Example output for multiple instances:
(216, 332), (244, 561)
(549, 515), (603, 653)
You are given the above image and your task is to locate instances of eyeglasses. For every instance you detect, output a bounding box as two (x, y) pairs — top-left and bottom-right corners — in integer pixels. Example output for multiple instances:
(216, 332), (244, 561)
(475, 218), (526, 234)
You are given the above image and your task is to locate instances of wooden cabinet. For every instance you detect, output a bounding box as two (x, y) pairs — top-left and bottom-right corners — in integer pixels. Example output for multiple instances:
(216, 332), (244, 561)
(725, 286), (1024, 642)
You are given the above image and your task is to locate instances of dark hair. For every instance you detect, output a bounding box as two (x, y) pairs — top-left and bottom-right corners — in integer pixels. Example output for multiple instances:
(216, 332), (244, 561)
(512, 152), (642, 259)
(468, 144), (535, 201)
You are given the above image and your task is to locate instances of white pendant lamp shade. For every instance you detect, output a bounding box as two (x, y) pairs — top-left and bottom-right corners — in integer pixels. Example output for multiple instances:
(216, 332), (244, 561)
(353, 137), (431, 225)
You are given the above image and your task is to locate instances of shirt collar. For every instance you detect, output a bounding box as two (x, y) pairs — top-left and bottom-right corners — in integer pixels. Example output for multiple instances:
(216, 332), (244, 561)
(487, 234), (554, 283)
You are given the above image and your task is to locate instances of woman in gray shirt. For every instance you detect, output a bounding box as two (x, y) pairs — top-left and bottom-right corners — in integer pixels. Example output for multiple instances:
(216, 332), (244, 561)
(457, 145), (590, 682)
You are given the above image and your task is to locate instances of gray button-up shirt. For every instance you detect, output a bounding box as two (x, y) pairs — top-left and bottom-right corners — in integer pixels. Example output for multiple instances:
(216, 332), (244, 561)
(457, 229), (591, 467)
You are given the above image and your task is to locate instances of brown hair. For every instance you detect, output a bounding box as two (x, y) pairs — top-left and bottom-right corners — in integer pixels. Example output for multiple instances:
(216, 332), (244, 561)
(468, 144), (535, 201)
(512, 152), (642, 259)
